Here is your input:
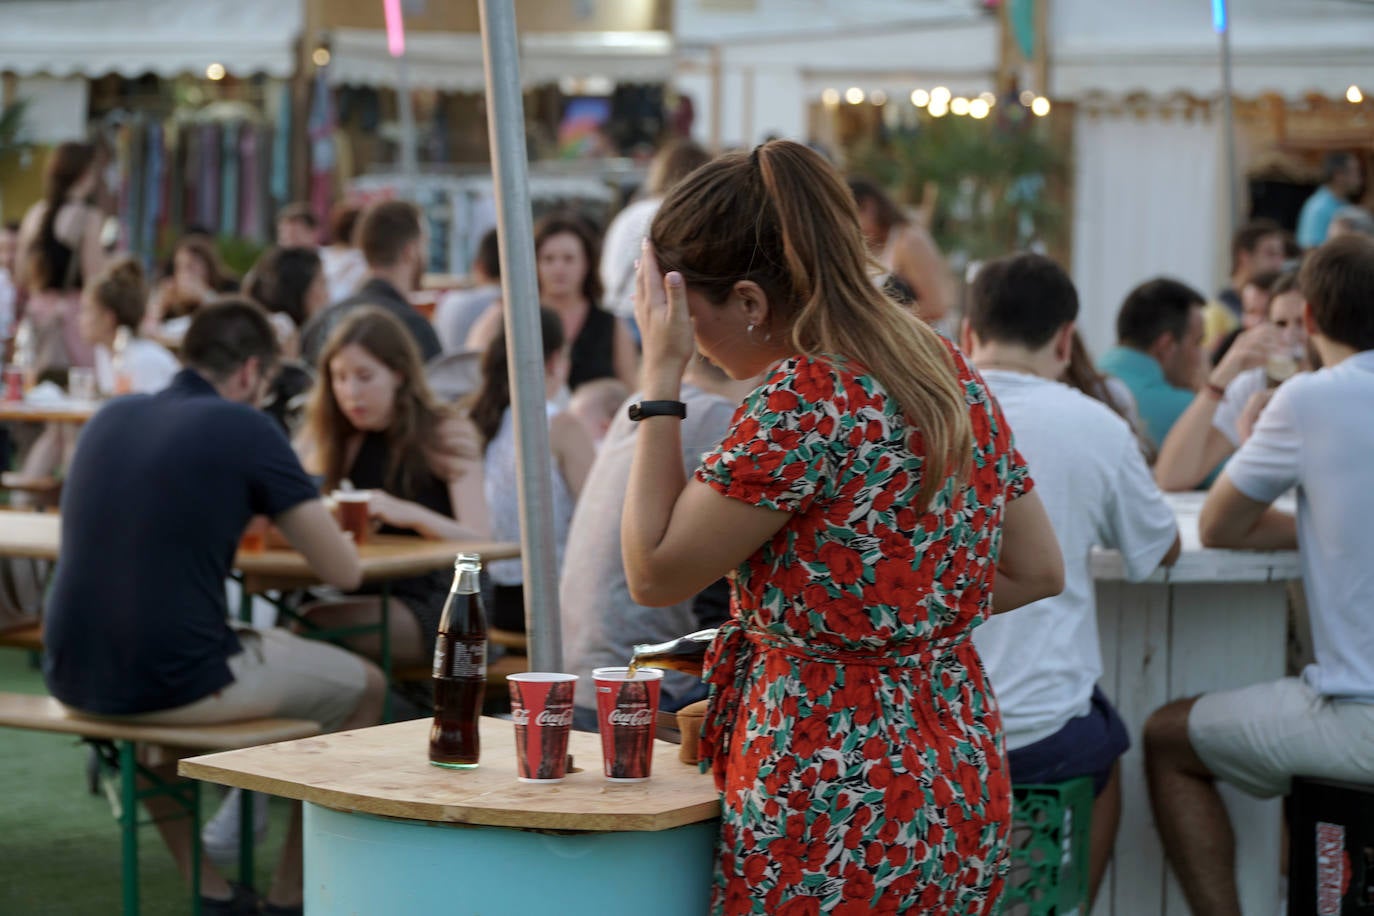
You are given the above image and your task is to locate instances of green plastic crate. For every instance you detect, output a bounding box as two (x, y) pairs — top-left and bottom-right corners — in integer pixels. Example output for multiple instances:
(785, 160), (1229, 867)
(999, 777), (1094, 916)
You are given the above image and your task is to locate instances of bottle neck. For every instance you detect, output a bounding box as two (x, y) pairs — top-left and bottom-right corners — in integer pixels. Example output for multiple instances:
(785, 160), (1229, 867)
(451, 567), (481, 595)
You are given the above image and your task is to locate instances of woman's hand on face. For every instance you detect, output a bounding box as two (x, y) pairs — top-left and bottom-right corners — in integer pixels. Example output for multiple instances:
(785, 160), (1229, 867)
(634, 240), (693, 394)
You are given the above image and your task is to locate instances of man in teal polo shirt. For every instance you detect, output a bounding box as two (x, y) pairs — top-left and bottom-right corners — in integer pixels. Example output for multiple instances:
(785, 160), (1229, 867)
(1297, 152), (1363, 249)
(1099, 278), (1207, 451)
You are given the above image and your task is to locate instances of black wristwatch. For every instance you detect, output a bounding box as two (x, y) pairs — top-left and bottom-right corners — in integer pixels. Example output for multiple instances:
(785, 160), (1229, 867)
(627, 400), (688, 421)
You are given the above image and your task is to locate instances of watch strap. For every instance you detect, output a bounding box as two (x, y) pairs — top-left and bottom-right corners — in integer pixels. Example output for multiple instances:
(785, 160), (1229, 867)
(628, 400), (688, 421)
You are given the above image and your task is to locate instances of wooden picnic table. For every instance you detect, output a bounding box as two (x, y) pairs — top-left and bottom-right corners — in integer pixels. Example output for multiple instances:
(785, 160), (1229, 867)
(0, 399), (101, 424)
(0, 511), (518, 578)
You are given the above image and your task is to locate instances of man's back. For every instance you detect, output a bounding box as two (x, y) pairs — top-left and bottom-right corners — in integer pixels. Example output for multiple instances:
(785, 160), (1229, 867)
(43, 370), (318, 715)
(300, 278), (441, 367)
(974, 371), (1177, 747)
(560, 383), (738, 713)
(1225, 354), (1374, 699)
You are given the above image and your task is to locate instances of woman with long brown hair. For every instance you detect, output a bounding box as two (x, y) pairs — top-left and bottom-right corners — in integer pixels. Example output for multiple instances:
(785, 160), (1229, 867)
(622, 140), (1062, 913)
(466, 212), (638, 391)
(466, 307), (593, 632)
(296, 306), (488, 667)
(144, 235), (239, 337)
(16, 140), (106, 371)
(848, 176), (953, 323)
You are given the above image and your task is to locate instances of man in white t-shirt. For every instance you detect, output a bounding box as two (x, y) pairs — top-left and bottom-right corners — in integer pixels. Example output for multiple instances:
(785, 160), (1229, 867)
(1145, 235), (1374, 915)
(962, 253), (1181, 903)
(1154, 273), (1312, 492)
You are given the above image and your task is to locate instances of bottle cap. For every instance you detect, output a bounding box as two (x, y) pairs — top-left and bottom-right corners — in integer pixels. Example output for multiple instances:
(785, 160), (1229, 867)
(455, 552), (482, 571)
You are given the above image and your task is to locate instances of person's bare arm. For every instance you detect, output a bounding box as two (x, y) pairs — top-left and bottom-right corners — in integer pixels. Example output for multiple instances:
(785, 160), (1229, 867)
(612, 319), (641, 390)
(1198, 474), (1297, 551)
(14, 209), (41, 291)
(895, 224), (952, 324)
(991, 490), (1065, 614)
(1160, 534), (1183, 566)
(1155, 324), (1275, 491)
(274, 499), (362, 591)
(463, 304), (502, 354)
(78, 209), (106, 283)
(1154, 404), (1236, 491)
(424, 412), (484, 483)
(550, 410), (595, 499)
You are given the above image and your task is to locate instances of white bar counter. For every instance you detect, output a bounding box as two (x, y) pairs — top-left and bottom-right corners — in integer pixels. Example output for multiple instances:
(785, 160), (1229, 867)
(1092, 492), (1301, 916)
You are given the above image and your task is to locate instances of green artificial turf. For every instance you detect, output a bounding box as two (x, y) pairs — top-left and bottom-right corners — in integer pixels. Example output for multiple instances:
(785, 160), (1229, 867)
(0, 650), (291, 914)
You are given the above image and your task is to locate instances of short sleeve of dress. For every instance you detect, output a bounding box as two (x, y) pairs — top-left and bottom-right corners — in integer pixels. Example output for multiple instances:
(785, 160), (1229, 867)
(1006, 445), (1033, 500)
(694, 361), (832, 514)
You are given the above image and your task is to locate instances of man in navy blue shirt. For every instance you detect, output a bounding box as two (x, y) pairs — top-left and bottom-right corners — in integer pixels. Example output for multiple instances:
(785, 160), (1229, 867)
(45, 300), (382, 915)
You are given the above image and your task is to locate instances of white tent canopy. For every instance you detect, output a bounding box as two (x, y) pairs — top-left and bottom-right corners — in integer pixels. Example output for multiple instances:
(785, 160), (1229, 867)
(0, 0), (302, 79)
(1052, 0), (1374, 100)
(327, 28), (674, 91)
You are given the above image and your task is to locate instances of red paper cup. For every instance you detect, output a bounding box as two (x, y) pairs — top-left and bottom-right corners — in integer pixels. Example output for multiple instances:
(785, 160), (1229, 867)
(593, 667), (663, 782)
(508, 673), (577, 783)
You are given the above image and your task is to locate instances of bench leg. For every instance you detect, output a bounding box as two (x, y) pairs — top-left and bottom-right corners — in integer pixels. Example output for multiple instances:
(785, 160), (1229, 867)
(239, 789), (256, 891)
(118, 741), (141, 916)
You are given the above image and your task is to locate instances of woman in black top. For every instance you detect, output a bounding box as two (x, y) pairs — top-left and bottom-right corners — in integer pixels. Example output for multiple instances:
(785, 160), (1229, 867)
(297, 306), (489, 666)
(16, 141), (106, 371)
(466, 212), (638, 391)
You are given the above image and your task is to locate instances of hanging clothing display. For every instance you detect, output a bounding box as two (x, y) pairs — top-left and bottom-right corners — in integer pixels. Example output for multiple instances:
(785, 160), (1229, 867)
(109, 99), (291, 263)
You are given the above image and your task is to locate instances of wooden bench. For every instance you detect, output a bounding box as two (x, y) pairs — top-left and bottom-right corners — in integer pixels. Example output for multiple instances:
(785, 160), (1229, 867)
(0, 621), (43, 652)
(0, 691), (319, 916)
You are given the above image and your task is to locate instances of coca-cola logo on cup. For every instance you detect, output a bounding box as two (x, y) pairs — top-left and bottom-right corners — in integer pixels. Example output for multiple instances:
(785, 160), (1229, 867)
(512, 707), (529, 726)
(607, 708), (654, 727)
(537, 708), (574, 728)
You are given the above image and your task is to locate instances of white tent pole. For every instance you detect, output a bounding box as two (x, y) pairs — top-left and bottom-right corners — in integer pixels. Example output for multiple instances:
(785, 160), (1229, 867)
(1215, 0), (1240, 234)
(477, 0), (563, 673)
(397, 56), (419, 200)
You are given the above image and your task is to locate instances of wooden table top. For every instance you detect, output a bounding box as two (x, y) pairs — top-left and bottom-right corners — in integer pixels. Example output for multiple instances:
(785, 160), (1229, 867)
(238, 534), (520, 590)
(0, 512), (519, 587)
(180, 717), (721, 833)
(0, 400), (100, 424)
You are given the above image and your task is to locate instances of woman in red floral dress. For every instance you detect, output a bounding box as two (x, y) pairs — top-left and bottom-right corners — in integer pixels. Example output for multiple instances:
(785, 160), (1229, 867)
(622, 140), (1064, 914)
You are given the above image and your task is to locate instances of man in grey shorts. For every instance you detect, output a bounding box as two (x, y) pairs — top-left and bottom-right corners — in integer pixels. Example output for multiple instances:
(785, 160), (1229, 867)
(44, 300), (385, 916)
(1144, 235), (1374, 915)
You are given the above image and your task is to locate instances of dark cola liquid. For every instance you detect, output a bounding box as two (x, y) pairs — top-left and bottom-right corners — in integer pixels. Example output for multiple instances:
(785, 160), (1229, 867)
(627, 628), (717, 678)
(428, 581), (487, 769)
(430, 668), (484, 767)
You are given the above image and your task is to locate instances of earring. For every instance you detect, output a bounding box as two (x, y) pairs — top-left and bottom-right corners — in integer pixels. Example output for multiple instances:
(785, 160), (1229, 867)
(747, 323), (755, 335)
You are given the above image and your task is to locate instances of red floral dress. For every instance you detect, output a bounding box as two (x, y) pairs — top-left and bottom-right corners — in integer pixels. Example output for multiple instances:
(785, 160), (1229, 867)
(694, 344), (1032, 915)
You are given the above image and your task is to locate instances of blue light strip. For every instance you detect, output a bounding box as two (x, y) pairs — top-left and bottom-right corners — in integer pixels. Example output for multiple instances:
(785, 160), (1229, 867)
(1212, 0), (1228, 33)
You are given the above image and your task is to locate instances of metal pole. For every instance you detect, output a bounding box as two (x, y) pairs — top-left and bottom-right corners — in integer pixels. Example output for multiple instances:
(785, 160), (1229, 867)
(477, 0), (563, 673)
(1216, 0), (1240, 233)
(397, 55), (419, 201)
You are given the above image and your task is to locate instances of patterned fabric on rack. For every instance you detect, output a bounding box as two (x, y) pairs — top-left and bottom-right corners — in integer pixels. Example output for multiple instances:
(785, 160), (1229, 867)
(220, 122), (239, 238)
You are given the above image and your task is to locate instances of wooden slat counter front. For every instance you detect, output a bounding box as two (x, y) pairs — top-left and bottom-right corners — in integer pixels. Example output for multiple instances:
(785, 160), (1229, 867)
(182, 718), (723, 914)
(1091, 492), (1301, 916)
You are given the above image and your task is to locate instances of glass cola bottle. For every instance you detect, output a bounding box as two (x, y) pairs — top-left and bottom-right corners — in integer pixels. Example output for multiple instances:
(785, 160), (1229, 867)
(628, 628), (718, 679)
(428, 553), (487, 768)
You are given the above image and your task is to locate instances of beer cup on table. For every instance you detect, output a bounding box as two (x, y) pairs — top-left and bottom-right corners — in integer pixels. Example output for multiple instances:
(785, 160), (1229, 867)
(507, 673), (577, 783)
(333, 490), (372, 544)
(593, 667), (663, 782)
(238, 515), (269, 553)
(67, 367), (96, 402)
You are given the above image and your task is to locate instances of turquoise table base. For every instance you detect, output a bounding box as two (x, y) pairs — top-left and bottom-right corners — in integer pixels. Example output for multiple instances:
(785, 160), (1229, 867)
(305, 803), (720, 914)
